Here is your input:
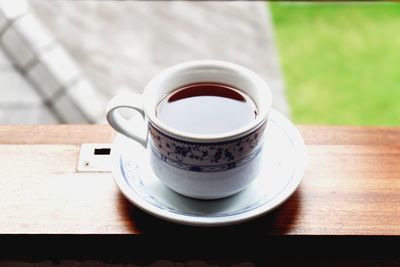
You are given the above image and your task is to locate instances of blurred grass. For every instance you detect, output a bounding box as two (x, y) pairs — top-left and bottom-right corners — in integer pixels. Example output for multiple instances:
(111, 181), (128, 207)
(270, 3), (400, 125)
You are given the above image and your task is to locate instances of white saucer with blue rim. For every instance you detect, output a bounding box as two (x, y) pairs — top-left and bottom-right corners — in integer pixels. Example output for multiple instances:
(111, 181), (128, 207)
(111, 109), (307, 226)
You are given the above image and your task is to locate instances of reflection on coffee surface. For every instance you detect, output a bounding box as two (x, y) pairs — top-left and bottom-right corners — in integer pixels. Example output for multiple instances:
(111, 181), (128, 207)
(156, 83), (258, 135)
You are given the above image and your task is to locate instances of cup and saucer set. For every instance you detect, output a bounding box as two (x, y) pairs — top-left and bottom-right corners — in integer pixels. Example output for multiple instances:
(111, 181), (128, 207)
(107, 60), (307, 227)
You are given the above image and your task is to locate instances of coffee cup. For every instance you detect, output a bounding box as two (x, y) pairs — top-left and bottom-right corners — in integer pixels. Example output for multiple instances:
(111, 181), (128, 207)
(106, 60), (272, 199)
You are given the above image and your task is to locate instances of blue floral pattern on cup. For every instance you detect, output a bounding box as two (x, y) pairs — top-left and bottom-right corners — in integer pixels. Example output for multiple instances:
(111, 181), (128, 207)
(149, 121), (267, 172)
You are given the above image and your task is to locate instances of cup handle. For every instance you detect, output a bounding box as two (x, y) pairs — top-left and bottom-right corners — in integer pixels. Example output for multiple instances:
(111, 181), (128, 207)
(106, 92), (148, 148)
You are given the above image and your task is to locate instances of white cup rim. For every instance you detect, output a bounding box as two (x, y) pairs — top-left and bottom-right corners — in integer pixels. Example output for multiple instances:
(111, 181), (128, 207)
(143, 60), (272, 142)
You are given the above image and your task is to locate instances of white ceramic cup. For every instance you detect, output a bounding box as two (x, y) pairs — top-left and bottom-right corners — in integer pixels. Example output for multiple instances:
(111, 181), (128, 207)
(106, 60), (272, 199)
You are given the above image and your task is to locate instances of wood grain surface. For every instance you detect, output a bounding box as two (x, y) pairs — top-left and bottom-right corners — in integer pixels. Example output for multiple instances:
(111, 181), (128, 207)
(0, 125), (399, 235)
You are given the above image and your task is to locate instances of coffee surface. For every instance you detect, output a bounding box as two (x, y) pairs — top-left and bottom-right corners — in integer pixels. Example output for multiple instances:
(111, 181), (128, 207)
(156, 83), (258, 135)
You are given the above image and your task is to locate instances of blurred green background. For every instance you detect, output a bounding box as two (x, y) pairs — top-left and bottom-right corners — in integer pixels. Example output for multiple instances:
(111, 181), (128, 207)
(270, 2), (400, 125)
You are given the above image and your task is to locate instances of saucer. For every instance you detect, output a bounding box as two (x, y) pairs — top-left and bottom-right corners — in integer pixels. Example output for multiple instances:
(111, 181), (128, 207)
(111, 109), (307, 226)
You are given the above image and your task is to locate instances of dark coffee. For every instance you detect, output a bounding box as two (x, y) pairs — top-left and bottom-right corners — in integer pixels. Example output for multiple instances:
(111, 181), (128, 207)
(156, 83), (258, 135)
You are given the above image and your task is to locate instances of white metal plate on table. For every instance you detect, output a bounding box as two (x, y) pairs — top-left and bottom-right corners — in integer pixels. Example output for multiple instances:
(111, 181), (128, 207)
(77, 143), (112, 172)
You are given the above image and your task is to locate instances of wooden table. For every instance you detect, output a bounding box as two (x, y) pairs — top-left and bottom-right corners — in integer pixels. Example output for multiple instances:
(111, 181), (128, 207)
(1, 125), (399, 261)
